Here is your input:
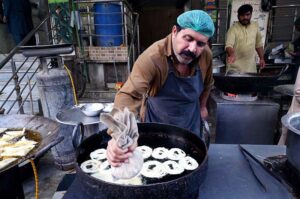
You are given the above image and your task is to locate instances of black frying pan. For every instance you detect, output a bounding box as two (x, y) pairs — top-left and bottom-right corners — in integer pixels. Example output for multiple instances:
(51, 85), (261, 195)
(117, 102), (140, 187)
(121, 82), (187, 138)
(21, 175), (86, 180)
(74, 122), (208, 199)
(213, 64), (289, 93)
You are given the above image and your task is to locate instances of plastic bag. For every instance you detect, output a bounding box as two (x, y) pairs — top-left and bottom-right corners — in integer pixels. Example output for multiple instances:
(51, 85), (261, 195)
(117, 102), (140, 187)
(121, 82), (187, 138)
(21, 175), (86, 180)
(100, 107), (143, 179)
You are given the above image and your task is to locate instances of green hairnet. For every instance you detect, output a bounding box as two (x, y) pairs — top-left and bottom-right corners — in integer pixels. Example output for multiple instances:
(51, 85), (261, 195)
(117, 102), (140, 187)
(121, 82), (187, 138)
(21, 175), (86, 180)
(295, 17), (300, 26)
(177, 10), (215, 38)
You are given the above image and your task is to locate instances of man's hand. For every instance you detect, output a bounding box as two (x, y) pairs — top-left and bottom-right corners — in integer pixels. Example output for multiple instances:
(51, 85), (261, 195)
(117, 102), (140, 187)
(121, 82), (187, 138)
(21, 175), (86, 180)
(259, 59), (266, 69)
(106, 139), (136, 167)
(227, 55), (236, 64)
(289, 52), (296, 56)
(200, 106), (208, 120)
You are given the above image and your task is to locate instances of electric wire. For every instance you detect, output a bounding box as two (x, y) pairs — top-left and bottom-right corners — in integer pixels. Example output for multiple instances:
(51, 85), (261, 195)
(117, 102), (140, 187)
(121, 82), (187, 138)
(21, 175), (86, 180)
(30, 159), (39, 199)
(64, 64), (78, 105)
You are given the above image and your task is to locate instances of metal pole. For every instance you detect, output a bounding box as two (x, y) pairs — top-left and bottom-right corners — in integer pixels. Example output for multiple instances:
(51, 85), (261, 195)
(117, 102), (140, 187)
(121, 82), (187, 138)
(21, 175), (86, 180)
(136, 13), (140, 56)
(271, 5), (300, 9)
(127, 13), (139, 73)
(269, 7), (274, 42)
(122, 2), (127, 46)
(11, 59), (24, 114)
(292, 8), (298, 41)
(27, 76), (34, 115)
(44, 17), (51, 45)
(87, 6), (93, 46)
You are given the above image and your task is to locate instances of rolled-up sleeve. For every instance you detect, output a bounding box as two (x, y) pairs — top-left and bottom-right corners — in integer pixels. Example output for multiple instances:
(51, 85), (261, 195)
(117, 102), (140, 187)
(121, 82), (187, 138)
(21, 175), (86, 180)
(200, 47), (214, 92)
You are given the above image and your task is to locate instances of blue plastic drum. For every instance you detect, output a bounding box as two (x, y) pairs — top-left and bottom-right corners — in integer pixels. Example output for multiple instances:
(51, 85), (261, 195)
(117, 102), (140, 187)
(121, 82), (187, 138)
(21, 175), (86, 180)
(94, 3), (123, 46)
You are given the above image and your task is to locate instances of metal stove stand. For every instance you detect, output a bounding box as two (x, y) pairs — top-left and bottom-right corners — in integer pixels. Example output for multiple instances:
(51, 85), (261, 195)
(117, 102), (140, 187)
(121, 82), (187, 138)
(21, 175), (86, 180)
(57, 144), (297, 199)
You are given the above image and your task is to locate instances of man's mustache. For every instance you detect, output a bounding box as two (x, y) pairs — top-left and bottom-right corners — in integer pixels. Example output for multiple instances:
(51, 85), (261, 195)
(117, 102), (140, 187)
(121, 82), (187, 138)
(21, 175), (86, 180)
(180, 50), (196, 59)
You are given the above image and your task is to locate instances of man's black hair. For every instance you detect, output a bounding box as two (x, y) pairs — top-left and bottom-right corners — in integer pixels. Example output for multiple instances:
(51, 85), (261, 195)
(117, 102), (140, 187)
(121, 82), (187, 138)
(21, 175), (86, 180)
(237, 4), (253, 16)
(175, 23), (182, 32)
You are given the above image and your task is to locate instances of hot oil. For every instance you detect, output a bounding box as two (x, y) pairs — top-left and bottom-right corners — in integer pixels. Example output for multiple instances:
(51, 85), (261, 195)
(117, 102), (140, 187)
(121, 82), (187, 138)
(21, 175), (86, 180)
(0, 128), (42, 169)
(140, 156), (196, 185)
(25, 129), (42, 145)
(78, 130), (206, 186)
(84, 149), (197, 185)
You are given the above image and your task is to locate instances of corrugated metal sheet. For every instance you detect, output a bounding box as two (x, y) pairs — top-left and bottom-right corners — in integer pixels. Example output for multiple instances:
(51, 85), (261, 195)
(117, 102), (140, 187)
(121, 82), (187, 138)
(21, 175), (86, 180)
(270, 0), (300, 42)
(217, 0), (228, 43)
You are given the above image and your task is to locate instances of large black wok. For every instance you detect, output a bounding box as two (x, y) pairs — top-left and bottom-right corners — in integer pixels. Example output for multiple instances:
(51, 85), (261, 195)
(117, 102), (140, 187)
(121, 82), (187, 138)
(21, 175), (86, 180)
(0, 114), (62, 198)
(0, 114), (63, 172)
(281, 113), (300, 171)
(213, 64), (289, 93)
(74, 122), (208, 199)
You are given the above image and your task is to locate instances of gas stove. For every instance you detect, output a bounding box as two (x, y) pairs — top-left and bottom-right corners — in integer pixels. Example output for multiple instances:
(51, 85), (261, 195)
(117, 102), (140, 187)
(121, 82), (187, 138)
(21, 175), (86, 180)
(58, 144), (297, 199)
(209, 90), (279, 144)
(221, 92), (258, 102)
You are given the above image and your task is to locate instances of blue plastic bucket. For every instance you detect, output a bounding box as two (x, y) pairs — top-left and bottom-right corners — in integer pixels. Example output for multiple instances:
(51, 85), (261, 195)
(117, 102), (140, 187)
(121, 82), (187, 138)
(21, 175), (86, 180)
(94, 3), (123, 46)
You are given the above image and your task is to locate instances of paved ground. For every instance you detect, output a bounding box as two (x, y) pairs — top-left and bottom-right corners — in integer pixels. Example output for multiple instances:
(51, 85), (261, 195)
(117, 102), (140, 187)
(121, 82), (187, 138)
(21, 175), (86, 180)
(23, 151), (72, 199)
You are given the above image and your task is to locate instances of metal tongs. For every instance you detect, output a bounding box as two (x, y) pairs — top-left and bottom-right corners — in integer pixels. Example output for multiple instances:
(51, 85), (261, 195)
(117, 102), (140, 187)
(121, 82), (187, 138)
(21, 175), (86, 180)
(239, 145), (293, 198)
(239, 145), (267, 192)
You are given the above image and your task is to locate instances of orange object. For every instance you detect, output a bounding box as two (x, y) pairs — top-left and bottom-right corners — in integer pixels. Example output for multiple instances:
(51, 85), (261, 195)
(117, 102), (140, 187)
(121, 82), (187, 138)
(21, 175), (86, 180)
(115, 82), (124, 90)
(225, 92), (237, 97)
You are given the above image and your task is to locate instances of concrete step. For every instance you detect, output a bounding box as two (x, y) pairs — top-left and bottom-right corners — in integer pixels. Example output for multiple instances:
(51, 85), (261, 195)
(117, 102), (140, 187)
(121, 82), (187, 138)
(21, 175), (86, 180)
(0, 99), (41, 115)
(1, 61), (40, 72)
(0, 71), (38, 82)
(0, 83), (40, 101)
(9, 61), (40, 71)
(0, 79), (40, 115)
(1, 54), (38, 68)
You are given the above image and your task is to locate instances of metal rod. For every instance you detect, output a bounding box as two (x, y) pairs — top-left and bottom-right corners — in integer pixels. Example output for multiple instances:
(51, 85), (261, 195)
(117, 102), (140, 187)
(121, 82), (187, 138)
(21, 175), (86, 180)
(10, 59), (24, 114)
(127, 13), (139, 73)
(272, 5), (300, 9)
(17, 58), (38, 83)
(79, 33), (124, 37)
(43, 18), (51, 45)
(27, 76), (34, 114)
(136, 13), (140, 55)
(122, 2), (127, 46)
(16, 82), (37, 114)
(292, 8), (298, 41)
(113, 59), (119, 82)
(74, 0), (134, 13)
(7, 67), (38, 114)
(0, 57), (29, 94)
(87, 6), (93, 46)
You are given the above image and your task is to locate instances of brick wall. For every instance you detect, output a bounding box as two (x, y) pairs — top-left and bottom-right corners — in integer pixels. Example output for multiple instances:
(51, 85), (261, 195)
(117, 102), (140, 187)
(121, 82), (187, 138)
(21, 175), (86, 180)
(77, 46), (128, 63)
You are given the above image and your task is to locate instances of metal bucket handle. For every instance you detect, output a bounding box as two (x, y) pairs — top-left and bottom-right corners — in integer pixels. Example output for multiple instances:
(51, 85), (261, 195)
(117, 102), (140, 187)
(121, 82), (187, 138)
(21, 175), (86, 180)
(72, 122), (85, 148)
(201, 119), (210, 149)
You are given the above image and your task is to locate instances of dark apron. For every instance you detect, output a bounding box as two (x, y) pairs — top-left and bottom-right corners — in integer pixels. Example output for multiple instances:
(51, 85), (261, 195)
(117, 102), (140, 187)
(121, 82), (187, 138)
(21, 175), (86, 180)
(145, 58), (204, 137)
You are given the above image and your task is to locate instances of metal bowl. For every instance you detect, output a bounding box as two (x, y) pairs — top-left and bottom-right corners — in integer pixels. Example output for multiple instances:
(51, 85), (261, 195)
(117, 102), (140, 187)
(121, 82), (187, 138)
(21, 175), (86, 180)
(81, 103), (104, 117)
